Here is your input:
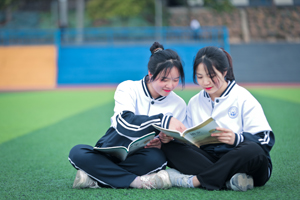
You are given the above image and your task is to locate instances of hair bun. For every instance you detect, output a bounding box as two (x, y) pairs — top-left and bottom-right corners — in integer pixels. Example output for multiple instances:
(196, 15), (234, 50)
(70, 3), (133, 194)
(150, 42), (164, 54)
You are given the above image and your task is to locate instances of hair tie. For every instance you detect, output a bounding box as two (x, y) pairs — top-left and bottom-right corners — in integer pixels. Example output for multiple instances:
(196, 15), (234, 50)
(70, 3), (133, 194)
(153, 48), (163, 54)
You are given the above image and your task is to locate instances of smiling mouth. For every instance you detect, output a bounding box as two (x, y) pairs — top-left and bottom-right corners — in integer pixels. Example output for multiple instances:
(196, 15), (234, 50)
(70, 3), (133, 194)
(163, 90), (171, 92)
(205, 87), (212, 90)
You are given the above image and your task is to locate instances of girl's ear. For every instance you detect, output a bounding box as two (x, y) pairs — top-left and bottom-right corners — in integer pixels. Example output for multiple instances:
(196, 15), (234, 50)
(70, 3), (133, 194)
(223, 71), (227, 78)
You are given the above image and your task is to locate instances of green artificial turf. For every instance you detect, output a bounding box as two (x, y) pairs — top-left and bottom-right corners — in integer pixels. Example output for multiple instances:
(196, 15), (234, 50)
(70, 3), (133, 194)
(0, 90), (114, 144)
(0, 88), (299, 199)
(248, 88), (300, 104)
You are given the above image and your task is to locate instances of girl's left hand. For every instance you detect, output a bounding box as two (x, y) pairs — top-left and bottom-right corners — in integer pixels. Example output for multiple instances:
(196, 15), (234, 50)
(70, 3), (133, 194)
(211, 127), (236, 145)
(144, 138), (161, 149)
(159, 132), (174, 143)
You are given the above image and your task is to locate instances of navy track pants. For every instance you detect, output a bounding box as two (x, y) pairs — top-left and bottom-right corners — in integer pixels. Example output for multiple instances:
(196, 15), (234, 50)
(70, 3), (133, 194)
(69, 144), (167, 188)
(161, 140), (270, 190)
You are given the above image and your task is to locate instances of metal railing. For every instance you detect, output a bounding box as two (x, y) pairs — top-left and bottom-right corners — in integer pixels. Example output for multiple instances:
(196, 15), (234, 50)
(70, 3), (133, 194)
(0, 26), (229, 50)
(59, 26), (228, 45)
(0, 29), (57, 45)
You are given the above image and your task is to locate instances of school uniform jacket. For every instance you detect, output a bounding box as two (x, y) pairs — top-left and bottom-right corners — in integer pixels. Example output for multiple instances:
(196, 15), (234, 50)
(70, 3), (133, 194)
(186, 80), (275, 176)
(95, 76), (187, 149)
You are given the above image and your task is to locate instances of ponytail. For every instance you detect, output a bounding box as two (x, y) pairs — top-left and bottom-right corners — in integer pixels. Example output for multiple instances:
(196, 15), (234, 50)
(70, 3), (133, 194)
(220, 48), (235, 81)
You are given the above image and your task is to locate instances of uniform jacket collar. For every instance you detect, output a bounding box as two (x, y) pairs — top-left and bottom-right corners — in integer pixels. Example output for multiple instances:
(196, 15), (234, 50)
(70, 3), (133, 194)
(141, 76), (166, 101)
(204, 80), (236, 99)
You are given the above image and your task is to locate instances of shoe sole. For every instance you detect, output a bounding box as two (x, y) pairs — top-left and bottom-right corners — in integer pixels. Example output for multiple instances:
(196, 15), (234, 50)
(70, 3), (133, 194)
(230, 173), (253, 191)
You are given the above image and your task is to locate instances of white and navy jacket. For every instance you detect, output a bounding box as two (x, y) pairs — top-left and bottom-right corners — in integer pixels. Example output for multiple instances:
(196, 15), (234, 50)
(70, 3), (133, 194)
(96, 76), (187, 149)
(186, 80), (275, 174)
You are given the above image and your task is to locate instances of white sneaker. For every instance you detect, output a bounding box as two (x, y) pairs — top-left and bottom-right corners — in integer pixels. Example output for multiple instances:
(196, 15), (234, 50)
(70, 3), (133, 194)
(139, 171), (171, 189)
(156, 170), (172, 189)
(72, 170), (100, 189)
(165, 168), (194, 188)
(226, 173), (253, 191)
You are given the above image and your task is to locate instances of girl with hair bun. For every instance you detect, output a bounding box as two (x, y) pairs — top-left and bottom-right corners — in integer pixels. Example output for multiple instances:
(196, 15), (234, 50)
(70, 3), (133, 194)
(153, 46), (275, 191)
(68, 42), (187, 189)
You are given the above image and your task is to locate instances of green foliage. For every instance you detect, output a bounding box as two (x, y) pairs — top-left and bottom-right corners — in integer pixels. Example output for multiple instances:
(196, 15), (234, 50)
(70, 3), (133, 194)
(87, 0), (155, 24)
(0, 0), (19, 11)
(203, 0), (234, 12)
(0, 0), (13, 10)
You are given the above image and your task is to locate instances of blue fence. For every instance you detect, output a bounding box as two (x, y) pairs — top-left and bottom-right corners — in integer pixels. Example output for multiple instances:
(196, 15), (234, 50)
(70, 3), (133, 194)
(0, 26), (230, 85)
(58, 26), (228, 45)
(1, 26), (229, 47)
(0, 29), (57, 45)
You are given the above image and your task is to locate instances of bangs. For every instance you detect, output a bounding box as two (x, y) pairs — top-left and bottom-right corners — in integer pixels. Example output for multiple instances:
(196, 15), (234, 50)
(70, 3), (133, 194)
(150, 60), (185, 87)
(203, 58), (217, 83)
(151, 61), (174, 81)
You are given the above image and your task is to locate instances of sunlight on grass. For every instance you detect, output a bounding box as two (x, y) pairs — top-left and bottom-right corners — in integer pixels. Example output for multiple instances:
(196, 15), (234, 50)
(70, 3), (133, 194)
(248, 88), (300, 104)
(0, 90), (114, 144)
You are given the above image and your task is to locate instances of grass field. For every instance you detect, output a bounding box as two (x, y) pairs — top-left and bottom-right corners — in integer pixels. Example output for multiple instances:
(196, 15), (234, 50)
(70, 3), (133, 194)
(0, 87), (300, 200)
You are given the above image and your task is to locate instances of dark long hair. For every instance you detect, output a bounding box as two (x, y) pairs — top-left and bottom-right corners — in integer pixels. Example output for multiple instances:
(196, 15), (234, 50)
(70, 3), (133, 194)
(148, 42), (185, 87)
(193, 46), (234, 84)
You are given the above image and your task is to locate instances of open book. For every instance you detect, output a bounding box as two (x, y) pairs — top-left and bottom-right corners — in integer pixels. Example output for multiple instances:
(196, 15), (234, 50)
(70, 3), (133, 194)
(153, 117), (221, 148)
(93, 132), (156, 161)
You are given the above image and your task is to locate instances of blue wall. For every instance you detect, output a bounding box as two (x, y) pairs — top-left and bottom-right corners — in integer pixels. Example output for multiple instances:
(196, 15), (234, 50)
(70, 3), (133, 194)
(0, 27), (229, 85)
(57, 43), (224, 85)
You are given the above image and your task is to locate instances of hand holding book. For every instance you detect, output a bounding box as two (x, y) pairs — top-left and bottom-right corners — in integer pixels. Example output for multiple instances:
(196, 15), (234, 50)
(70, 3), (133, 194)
(153, 117), (222, 148)
(159, 117), (187, 143)
(159, 132), (174, 143)
(211, 127), (236, 145)
(168, 117), (187, 134)
(144, 136), (161, 149)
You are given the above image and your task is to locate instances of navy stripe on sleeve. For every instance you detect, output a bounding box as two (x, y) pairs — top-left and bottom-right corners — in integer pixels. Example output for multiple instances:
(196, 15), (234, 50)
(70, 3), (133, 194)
(115, 111), (164, 137)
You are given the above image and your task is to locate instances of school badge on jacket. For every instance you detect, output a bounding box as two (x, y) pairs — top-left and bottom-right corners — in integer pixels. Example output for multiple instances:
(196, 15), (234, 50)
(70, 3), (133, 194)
(228, 106), (238, 119)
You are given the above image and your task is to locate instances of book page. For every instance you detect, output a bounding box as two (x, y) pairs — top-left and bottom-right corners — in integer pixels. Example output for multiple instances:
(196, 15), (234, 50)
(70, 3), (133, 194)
(183, 118), (221, 147)
(128, 132), (156, 155)
(152, 124), (193, 145)
(94, 132), (156, 161)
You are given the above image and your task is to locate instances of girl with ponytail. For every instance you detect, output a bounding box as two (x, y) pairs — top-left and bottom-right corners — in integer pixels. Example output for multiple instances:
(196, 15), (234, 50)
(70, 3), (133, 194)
(153, 46), (275, 192)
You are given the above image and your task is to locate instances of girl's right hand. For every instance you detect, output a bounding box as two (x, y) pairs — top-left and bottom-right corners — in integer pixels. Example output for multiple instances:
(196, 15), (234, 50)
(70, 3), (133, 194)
(168, 117), (186, 133)
(159, 117), (186, 143)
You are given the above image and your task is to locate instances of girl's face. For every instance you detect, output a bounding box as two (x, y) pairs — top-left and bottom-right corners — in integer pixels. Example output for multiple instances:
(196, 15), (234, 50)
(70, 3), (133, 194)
(196, 63), (228, 101)
(148, 67), (180, 99)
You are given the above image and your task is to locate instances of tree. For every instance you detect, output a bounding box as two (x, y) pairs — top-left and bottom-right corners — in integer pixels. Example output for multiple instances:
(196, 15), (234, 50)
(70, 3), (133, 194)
(203, 0), (234, 12)
(87, 0), (155, 24)
(0, 0), (20, 25)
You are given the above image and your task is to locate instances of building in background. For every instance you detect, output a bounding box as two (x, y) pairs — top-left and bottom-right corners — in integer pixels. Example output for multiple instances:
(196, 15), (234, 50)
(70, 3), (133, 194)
(0, 0), (299, 43)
